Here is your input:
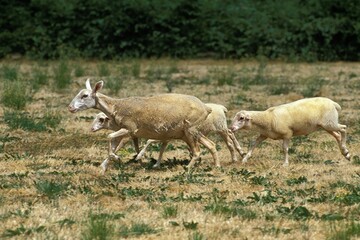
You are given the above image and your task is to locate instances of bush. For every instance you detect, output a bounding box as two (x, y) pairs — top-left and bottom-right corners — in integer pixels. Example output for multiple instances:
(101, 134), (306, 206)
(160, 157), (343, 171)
(1, 0), (360, 60)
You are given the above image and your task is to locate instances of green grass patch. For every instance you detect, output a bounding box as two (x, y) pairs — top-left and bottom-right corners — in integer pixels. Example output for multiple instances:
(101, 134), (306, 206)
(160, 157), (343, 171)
(327, 221), (360, 240)
(81, 212), (115, 240)
(4, 111), (61, 132)
(34, 179), (68, 199)
(2, 225), (46, 238)
(98, 63), (111, 77)
(162, 205), (178, 218)
(1, 65), (19, 81)
(106, 77), (123, 95)
(31, 67), (48, 91)
(53, 60), (71, 90)
(119, 223), (158, 238)
(2, 80), (29, 110)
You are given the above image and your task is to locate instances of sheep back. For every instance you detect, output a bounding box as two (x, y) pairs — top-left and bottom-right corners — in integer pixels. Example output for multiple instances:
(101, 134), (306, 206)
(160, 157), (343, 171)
(199, 103), (228, 134)
(112, 94), (211, 139)
(265, 97), (341, 137)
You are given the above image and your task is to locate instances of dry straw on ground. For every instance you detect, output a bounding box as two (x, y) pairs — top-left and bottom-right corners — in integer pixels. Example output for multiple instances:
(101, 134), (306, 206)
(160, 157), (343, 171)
(0, 59), (359, 239)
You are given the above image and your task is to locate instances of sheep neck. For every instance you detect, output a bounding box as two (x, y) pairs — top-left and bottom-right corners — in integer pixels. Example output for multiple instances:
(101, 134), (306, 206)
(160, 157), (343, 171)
(249, 111), (272, 132)
(94, 93), (118, 119)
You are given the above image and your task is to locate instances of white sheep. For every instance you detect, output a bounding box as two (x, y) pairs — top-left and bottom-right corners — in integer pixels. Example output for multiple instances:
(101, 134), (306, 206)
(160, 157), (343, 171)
(230, 97), (351, 165)
(91, 112), (140, 172)
(134, 103), (245, 168)
(68, 79), (218, 170)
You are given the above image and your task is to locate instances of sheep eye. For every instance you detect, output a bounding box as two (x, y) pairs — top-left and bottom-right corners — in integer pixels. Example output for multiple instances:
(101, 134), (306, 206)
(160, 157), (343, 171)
(82, 94), (88, 99)
(99, 118), (104, 123)
(239, 117), (244, 121)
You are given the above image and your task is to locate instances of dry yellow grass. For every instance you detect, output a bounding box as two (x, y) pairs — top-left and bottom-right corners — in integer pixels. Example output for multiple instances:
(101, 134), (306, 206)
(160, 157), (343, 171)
(0, 59), (359, 239)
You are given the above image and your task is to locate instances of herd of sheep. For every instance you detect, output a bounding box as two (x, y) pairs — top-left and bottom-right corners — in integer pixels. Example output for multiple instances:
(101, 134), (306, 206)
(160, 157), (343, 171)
(68, 79), (351, 173)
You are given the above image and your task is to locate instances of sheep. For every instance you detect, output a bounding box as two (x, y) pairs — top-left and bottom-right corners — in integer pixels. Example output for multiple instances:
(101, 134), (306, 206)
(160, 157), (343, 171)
(134, 103), (245, 168)
(229, 97), (351, 166)
(91, 112), (140, 172)
(68, 79), (218, 170)
(91, 112), (139, 153)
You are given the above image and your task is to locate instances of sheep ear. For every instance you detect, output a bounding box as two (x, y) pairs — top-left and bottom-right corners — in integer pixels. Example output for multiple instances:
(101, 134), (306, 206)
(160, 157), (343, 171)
(85, 78), (92, 90)
(93, 81), (104, 94)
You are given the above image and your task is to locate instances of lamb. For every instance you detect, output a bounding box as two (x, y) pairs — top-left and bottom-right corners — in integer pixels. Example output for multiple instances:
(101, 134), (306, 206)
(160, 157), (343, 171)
(134, 103), (245, 168)
(68, 79), (218, 170)
(229, 97), (351, 165)
(91, 112), (140, 172)
(91, 112), (139, 153)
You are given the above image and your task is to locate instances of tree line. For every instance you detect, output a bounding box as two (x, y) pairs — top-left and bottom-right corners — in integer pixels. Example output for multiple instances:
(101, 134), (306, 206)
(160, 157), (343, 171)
(1, 0), (359, 61)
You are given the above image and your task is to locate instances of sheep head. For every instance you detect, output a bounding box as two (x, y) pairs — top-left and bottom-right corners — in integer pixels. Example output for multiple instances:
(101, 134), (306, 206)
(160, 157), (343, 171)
(68, 79), (104, 113)
(230, 111), (252, 132)
(91, 112), (110, 132)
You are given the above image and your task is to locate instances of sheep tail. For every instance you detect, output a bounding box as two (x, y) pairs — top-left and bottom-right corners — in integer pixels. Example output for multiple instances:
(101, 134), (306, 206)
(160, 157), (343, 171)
(333, 102), (342, 112)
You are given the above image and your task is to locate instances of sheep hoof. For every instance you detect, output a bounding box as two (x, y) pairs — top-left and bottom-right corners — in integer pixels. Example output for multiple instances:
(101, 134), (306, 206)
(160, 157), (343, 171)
(109, 153), (120, 161)
(282, 162), (289, 167)
(153, 163), (160, 168)
(345, 152), (351, 161)
(100, 164), (107, 174)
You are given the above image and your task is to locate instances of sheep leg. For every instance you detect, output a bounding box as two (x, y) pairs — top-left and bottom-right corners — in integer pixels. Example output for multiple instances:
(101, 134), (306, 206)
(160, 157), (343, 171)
(185, 134), (201, 169)
(111, 137), (121, 153)
(132, 137), (140, 154)
(242, 135), (267, 163)
(100, 157), (110, 174)
(135, 139), (161, 160)
(219, 131), (238, 162)
(198, 134), (219, 167)
(113, 136), (130, 154)
(153, 141), (169, 168)
(282, 139), (290, 166)
(327, 125), (350, 160)
(227, 129), (246, 157)
(107, 128), (129, 160)
(108, 128), (129, 139)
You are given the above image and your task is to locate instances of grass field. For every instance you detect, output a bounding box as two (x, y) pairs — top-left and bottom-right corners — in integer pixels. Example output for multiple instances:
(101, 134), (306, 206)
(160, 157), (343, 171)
(0, 59), (359, 239)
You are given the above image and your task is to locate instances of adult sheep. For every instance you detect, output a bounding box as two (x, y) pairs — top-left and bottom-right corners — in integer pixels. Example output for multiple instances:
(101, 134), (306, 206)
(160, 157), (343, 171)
(230, 97), (351, 165)
(133, 103), (245, 168)
(68, 79), (218, 169)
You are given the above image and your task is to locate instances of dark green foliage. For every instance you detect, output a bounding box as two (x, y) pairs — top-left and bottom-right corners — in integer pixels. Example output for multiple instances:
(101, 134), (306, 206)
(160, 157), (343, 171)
(276, 205), (312, 220)
(286, 176), (308, 186)
(1, 0), (360, 60)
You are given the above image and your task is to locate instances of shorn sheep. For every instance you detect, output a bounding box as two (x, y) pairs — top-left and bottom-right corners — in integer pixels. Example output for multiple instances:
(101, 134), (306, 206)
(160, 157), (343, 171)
(230, 97), (351, 165)
(68, 79), (218, 169)
(134, 103), (245, 168)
